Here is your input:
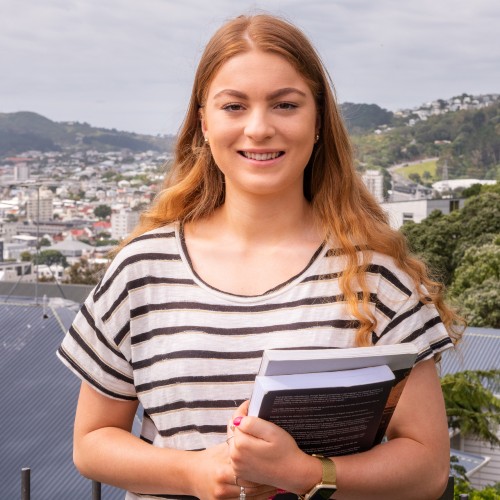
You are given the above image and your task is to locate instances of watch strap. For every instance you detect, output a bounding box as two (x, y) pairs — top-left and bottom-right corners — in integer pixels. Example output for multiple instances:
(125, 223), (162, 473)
(312, 454), (336, 485)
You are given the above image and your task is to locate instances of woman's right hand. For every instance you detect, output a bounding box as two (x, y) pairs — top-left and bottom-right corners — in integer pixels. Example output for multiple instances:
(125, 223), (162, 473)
(193, 442), (278, 500)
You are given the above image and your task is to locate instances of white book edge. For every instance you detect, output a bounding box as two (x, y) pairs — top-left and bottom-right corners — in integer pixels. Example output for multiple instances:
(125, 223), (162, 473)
(258, 344), (418, 376)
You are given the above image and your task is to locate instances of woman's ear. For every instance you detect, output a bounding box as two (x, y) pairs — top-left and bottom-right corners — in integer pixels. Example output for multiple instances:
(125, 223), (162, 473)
(315, 113), (321, 137)
(199, 109), (207, 136)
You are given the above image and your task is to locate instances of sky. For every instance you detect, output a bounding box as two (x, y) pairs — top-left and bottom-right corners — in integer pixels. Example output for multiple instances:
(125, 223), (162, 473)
(1, 0), (499, 136)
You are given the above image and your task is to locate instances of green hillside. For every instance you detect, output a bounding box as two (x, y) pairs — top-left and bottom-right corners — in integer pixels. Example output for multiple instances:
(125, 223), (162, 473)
(0, 111), (174, 157)
(353, 100), (500, 181)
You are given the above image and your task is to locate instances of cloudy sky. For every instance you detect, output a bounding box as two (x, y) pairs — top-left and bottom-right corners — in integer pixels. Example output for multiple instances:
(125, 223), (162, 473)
(1, 0), (499, 135)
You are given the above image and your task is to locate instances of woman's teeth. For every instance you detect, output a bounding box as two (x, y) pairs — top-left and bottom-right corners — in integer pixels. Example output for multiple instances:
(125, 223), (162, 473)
(241, 151), (282, 161)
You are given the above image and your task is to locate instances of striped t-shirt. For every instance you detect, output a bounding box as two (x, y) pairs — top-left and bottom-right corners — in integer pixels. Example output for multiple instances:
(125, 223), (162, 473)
(57, 223), (453, 499)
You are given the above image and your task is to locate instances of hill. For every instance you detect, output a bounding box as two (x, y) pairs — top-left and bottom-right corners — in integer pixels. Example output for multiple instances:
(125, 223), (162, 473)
(0, 111), (175, 157)
(352, 100), (500, 181)
(340, 102), (393, 134)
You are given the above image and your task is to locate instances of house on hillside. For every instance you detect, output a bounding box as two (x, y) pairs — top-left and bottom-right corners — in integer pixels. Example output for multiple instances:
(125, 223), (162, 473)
(441, 327), (500, 489)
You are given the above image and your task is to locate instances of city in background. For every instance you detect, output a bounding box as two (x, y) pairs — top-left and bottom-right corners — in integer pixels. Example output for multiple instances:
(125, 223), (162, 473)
(1, 89), (499, 499)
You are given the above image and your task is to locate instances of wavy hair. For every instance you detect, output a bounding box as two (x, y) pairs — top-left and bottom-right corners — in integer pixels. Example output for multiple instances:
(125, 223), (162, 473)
(119, 13), (463, 347)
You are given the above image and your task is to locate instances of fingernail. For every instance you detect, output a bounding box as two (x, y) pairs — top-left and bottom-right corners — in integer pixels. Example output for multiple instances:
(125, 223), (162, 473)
(276, 489), (287, 494)
(233, 416), (243, 426)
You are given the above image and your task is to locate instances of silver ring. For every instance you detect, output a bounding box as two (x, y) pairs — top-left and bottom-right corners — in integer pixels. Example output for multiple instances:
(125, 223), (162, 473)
(239, 486), (246, 500)
(226, 435), (234, 445)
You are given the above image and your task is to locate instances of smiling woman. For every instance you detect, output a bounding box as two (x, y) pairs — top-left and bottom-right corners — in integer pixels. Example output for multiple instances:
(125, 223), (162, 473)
(57, 12), (463, 500)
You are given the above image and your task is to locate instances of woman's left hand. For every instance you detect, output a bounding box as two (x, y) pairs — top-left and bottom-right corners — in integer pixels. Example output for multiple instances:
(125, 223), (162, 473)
(227, 401), (320, 495)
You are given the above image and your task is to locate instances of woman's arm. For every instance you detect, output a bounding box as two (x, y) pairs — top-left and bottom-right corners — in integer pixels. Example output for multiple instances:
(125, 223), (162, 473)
(230, 358), (450, 500)
(73, 382), (275, 499)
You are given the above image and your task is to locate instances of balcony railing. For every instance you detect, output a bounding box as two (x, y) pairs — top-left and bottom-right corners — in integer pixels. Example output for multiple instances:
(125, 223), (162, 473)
(19, 466), (457, 499)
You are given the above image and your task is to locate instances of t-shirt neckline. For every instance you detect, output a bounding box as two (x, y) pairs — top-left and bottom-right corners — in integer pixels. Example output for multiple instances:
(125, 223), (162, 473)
(176, 223), (327, 302)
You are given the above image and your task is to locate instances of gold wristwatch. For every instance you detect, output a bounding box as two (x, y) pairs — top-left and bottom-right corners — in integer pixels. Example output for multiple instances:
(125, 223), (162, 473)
(300, 454), (337, 500)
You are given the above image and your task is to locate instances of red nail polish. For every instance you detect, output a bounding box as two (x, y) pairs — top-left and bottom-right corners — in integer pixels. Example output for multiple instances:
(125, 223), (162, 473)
(233, 416), (243, 426)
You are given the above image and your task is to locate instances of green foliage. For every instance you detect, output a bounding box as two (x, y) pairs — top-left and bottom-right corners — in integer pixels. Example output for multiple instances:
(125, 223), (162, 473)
(340, 102), (393, 133)
(35, 249), (68, 268)
(401, 191), (500, 287)
(448, 242), (500, 327)
(401, 209), (461, 284)
(462, 183), (483, 198)
(351, 101), (500, 180)
(454, 477), (500, 500)
(441, 370), (500, 446)
(0, 111), (173, 157)
(20, 251), (32, 262)
(94, 204), (112, 220)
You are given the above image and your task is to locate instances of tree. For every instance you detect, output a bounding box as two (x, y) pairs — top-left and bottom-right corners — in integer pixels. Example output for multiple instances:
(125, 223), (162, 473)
(401, 209), (460, 285)
(448, 242), (500, 328)
(20, 251), (32, 262)
(94, 204), (112, 220)
(441, 370), (500, 446)
(35, 249), (68, 268)
(65, 258), (106, 285)
(401, 190), (500, 286)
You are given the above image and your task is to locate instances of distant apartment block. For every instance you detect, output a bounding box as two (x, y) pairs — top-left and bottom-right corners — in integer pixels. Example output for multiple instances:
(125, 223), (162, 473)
(0, 220), (18, 243)
(381, 198), (465, 229)
(14, 163), (30, 181)
(111, 209), (140, 241)
(362, 169), (384, 203)
(27, 188), (54, 221)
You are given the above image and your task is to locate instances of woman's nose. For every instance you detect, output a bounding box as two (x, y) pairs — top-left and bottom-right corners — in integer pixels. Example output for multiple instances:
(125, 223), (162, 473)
(244, 109), (275, 141)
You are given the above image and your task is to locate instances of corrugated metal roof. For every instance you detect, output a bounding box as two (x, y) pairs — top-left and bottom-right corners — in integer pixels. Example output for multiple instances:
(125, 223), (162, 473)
(0, 299), (125, 499)
(441, 327), (500, 375)
(450, 449), (491, 477)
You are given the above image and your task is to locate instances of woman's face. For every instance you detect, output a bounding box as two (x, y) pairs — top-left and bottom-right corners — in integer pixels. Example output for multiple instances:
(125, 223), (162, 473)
(200, 49), (318, 200)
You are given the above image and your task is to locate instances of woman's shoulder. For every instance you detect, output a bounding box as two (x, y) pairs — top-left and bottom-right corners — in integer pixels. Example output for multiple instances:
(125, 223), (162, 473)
(323, 244), (415, 292)
(94, 223), (180, 297)
(112, 223), (179, 263)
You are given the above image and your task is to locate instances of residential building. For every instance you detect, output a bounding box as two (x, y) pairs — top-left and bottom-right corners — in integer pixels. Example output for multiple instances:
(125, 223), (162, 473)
(111, 209), (140, 240)
(14, 163), (30, 181)
(381, 198), (465, 229)
(362, 169), (384, 203)
(27, 188), (54, 221)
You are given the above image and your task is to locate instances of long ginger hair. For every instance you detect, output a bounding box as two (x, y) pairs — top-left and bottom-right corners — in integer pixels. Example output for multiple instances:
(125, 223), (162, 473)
(120, 13), (463, 346)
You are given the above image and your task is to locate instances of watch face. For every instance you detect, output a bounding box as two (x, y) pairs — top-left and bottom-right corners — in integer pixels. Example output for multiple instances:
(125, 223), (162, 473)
(310, 487), (337, 500)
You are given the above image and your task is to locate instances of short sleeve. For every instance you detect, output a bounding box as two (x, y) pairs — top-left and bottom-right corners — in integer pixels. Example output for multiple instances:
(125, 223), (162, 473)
(57, 252), (137, 401)
(371, 254), (454, 363)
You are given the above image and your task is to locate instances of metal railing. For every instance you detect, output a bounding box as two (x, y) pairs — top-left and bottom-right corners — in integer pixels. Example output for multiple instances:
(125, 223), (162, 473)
(21, 467), (102, 500)
(20, 466), (457, 499)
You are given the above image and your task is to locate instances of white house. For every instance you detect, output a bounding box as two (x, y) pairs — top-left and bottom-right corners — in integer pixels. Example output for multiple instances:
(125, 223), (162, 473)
(380, 198), (465, 229)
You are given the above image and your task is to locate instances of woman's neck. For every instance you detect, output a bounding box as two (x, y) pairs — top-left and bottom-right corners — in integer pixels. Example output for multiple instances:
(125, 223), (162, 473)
(211, 190), (319, 248)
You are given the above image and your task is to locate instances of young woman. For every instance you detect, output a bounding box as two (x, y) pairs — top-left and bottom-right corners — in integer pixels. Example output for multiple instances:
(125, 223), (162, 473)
(58, 13), (462, 500)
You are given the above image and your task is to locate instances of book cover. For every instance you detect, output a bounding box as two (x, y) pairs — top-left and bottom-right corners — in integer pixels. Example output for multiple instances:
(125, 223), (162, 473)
(248, 365), (394, 456)
(253, 344), (418, 453)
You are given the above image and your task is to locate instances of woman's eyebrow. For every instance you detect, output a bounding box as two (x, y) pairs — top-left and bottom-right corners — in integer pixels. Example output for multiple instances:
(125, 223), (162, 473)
(212, 87), (307, 100)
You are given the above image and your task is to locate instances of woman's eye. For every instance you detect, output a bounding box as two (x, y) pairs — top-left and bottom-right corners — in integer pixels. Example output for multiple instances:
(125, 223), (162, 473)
(276, 102), (298, 110)
(222, 103), (244, 112)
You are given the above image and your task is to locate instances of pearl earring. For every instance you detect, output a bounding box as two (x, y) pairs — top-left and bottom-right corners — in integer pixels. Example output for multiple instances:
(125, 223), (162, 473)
(204, 136), (209, 145)
(315, 133), (320, 143)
